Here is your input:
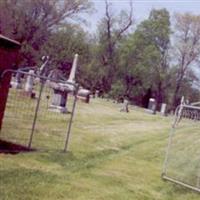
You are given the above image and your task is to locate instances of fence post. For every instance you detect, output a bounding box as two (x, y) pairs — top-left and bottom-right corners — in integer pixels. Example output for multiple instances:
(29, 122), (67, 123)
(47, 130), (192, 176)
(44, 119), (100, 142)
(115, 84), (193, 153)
(28, 80), (44, 148)
(63, 85), (79, 152)
(162, 106), (180, 177)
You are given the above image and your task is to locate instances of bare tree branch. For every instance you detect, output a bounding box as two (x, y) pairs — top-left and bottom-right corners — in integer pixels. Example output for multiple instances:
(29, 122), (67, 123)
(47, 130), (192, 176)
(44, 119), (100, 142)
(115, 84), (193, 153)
(172, 13), (200, 106)
(116, 0), (133, 40)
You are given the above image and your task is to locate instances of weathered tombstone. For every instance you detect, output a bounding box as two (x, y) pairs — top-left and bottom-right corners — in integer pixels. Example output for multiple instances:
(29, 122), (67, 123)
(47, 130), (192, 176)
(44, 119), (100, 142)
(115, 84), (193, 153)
(148, 98), (156, 114)
(49, 70), (69, 113)
(120, 99), (129, 112)
(25, 70), (35, 93)
(50, 87), (68, 113)
(148, 98), (155, 109)
(160, 103), (167, 115)
(77, 88), (90, 103)
(11, 71), (22, 89)
(49, 54), (78, 113)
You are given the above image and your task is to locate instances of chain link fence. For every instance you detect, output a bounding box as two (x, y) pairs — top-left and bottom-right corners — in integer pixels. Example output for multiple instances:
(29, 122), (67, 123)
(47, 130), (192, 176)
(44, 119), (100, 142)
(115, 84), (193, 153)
(0, 69), (79, 153)
(162, 104), (200, 193)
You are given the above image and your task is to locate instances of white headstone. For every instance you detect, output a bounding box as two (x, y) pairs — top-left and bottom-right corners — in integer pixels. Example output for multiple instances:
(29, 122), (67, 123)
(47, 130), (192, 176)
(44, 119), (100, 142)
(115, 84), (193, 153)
(160, 103), (167, 115)
(25, 70), (35, 92)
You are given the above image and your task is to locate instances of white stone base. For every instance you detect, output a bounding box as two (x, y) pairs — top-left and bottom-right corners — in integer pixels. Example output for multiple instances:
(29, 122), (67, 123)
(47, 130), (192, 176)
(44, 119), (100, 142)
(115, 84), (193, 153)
(49, 105), (68, 114)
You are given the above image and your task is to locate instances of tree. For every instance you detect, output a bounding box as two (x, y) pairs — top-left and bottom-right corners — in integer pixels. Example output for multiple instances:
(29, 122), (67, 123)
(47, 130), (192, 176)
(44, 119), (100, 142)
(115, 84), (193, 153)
(94, 0), (133, 93)
(172, 13), (200, 108)
(0, 0), (92, 65)
(41, 24), (90, 80)
(119, 9), (171, 107)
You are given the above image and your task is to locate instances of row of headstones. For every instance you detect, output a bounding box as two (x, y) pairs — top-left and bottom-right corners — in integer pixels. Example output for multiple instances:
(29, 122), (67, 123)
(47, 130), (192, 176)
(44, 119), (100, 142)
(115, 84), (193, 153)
(11, 70), (77, 114)
(11, 70), (168, 116)
(11, 70), (34, 93)
(148, 96), (191, 116)
(11, 54), (91, 114)
(12, 75), (73, 115)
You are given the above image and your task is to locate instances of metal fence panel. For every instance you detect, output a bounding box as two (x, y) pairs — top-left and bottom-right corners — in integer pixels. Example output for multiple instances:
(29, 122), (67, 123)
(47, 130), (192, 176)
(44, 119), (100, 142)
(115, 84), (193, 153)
(162, 104), (200, 193)
(0, 70), (78, 152)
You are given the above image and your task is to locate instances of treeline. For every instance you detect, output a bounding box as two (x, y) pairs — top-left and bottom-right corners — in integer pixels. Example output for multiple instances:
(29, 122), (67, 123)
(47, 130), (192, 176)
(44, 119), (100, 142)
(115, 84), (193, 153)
(0, 0), (200, 110)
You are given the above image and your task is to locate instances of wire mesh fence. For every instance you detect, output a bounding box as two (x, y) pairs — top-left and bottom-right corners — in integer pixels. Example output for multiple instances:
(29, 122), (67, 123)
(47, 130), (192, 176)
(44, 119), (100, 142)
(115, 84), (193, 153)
(0, 70), (78, 152)
(162, 104), (200, 193)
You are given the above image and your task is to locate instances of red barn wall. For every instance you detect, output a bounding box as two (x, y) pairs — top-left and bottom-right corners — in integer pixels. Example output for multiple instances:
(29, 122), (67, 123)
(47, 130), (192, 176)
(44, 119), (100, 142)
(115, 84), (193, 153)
(0, 35), (21, 129)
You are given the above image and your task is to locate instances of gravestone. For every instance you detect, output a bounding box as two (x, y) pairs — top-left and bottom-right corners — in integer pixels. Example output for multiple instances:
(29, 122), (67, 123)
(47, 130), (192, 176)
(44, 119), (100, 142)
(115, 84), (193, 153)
(50, 86), (68, 113)
(25, 70), (34, 93)
(11, 71), (22, 89)
(120, 99), (129, 112)
(49, 54), (78, 113)
(160, 103), (167, 115)
(148, 98), (156, 114)
(77, 88), (90, 103)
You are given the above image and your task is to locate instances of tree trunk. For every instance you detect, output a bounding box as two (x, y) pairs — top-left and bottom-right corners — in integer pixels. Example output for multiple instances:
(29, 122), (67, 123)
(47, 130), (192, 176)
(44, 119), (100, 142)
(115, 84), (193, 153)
(172, 78), (182, 110)
(156, 82), (164, 111)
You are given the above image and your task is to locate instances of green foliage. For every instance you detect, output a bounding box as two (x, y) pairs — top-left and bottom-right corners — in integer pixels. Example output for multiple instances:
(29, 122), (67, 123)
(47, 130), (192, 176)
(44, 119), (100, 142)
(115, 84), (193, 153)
(0, 0), (199, 107)
(90, 1), (133, 93)
(41, 24), (90, 68)
(109, 80), (124, 100)
(118, 9), (171, 107)
(0, 0), (92, 65)
(171, 13), (200, 108)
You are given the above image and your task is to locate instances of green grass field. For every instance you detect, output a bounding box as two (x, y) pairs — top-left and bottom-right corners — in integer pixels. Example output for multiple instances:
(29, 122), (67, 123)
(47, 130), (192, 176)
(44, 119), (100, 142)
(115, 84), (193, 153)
(0, 98), (200, 200)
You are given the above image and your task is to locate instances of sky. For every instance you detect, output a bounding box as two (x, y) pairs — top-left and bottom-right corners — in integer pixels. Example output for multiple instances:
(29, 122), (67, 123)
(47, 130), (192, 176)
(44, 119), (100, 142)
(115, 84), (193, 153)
(83, 0), (200, 32)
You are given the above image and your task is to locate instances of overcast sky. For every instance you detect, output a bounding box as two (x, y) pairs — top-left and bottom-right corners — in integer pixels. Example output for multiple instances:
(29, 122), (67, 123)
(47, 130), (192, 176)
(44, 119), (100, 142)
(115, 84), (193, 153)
(83, 0), (200, 32)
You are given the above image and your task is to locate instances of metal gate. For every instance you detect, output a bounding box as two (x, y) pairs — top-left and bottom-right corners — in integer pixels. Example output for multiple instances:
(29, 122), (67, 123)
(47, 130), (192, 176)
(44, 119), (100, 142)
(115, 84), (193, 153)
(162, 103), (200, 193)
(0, 69), (79, 153)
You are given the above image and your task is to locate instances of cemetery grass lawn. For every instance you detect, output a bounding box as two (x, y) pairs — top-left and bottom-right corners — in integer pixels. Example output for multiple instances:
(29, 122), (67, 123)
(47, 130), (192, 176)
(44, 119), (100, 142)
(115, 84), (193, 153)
(0, 98), (199, 200)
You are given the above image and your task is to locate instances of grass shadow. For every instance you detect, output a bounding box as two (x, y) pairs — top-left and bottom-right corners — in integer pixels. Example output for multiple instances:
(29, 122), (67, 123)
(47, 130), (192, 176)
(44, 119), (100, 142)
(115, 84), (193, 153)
(0, 139), (35, 154)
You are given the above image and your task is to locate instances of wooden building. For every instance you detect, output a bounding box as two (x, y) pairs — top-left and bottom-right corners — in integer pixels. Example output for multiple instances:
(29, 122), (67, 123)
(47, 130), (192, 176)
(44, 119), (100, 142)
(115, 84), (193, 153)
(0, 34), (21, 129)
